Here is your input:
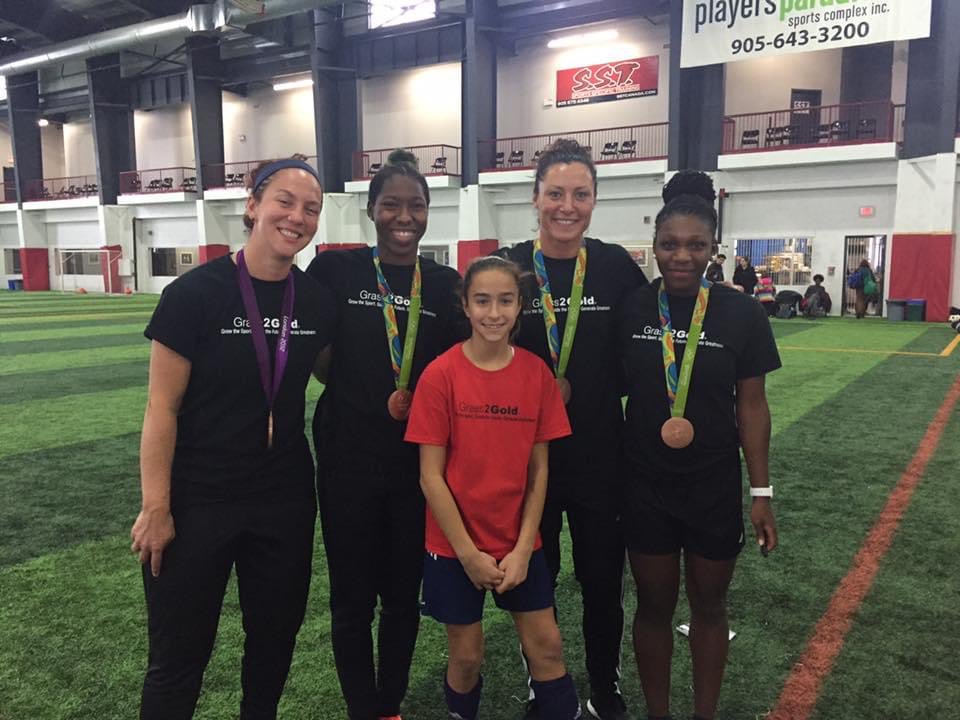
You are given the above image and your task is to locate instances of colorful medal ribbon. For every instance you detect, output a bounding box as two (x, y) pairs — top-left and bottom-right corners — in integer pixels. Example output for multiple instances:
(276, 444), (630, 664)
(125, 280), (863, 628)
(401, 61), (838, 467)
(658, 277), (711, 418)
(372, 246), (422, 391)
(532, 238), (587, 379)
(236, 249), (296, 449)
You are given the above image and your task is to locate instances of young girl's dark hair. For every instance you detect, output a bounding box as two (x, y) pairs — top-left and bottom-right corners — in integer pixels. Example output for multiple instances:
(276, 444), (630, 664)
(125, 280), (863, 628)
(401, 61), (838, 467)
(654, 169), (718, 240)
(462, 255), (527, 342)
(367, 148), (431, 208)
(243, 153), (312, 230)
(533, 138), (598, 195)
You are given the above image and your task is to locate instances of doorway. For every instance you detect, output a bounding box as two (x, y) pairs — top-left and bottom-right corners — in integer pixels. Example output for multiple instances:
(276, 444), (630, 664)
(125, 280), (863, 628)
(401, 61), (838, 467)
(843, 234), (886, 316)
(790, 89), (822, 145)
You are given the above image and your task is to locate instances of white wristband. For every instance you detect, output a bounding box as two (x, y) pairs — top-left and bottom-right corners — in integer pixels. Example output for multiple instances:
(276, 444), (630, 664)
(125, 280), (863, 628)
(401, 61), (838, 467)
(749, 485), (773, 498)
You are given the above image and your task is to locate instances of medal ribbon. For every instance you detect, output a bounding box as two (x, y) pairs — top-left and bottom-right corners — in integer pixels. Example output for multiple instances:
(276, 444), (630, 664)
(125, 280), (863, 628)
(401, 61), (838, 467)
(658, 278), (710, 418)
(532, 239), (587, 379)
(236, 249), (296, 445)
(372, 247), (422, 391)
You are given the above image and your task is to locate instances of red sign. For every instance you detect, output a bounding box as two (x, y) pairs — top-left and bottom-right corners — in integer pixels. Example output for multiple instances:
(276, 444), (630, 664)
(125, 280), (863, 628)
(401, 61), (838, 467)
(556, 56), (659, 108)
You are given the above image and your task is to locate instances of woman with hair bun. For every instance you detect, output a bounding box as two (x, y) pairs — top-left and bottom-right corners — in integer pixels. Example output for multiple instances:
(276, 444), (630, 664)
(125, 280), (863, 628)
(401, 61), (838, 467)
(618, 170), (779, 720)
(133, 155), (335, 719)
(305, 149), (464, 720)
(498, 137), (647, 720)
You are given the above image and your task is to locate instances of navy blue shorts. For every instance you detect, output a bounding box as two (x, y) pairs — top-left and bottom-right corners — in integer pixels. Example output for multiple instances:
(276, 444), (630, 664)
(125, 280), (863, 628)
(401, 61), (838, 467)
(422, 548), (554, 625)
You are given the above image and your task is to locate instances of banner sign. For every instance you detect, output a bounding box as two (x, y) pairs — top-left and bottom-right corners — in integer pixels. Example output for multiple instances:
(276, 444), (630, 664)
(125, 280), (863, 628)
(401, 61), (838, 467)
(680, 0), (932, 68)
(556, 56), (659, 108)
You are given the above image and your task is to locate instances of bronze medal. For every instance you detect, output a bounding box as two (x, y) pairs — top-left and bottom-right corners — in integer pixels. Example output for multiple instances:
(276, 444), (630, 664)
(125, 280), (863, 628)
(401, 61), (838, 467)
(661, 416), (694, 449)
(556, 377), (572, 405)
(267, 410), (274, 450)
(388, 389), (413, 421)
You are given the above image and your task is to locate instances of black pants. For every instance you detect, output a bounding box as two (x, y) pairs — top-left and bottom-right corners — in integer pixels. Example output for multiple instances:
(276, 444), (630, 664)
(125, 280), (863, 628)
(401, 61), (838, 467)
(140, 497), (317, 720)
(540, 475), (625, 698)
(318, 455), (425, 720)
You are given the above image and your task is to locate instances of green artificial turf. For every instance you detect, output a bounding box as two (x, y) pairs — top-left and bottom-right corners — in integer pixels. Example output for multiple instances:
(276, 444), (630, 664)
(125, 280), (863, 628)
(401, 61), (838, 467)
(1, 298), (958, 719)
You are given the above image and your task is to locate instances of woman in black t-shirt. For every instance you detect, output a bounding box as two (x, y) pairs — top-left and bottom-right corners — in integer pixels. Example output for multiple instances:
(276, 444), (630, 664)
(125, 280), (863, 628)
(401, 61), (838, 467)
(732, 255), (758, 296)
(131, 157), (336, 719)
(618, 171), (779, 720)
(306, 150), (463, 720)
(498, 138), (647, 719)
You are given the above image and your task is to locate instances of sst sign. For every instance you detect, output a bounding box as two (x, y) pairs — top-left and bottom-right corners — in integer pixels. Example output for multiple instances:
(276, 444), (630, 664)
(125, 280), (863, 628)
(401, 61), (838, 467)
(556, 56), (659, 108)
(681, 0), (932, 68)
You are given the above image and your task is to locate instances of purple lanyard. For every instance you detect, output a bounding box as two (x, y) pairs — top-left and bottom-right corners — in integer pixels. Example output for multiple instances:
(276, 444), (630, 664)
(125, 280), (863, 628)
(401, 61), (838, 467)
(236, 249), (295, 447)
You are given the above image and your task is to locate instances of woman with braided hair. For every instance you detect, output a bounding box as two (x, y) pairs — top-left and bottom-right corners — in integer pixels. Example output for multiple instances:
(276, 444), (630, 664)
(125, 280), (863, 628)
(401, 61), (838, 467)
(618, 170), (780, 720)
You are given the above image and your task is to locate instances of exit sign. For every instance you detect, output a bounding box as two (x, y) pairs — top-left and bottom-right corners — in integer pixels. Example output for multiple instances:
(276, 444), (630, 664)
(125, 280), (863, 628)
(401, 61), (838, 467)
(859, 206), (875, 218)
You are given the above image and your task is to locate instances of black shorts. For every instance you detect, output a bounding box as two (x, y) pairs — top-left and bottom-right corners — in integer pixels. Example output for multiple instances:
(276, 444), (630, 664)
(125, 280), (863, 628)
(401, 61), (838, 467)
(621, 455), (745, 561)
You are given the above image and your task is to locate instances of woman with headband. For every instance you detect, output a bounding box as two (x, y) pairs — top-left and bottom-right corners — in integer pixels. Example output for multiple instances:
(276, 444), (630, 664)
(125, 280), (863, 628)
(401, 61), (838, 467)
(306, 149), (463, 720)
(132, 156), (336, 719)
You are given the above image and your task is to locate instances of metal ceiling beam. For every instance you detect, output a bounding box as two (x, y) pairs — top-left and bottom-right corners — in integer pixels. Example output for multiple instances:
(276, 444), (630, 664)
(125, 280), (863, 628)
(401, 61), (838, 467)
(0, 0), (105, 43)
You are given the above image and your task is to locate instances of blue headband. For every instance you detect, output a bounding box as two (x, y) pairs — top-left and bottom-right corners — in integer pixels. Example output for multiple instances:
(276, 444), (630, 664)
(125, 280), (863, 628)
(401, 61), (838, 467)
(252, 159), (322, 194)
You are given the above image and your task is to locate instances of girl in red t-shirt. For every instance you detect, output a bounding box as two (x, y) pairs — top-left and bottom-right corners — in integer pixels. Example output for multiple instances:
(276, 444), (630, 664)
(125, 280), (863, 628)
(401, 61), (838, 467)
(405, 256), (581, 720)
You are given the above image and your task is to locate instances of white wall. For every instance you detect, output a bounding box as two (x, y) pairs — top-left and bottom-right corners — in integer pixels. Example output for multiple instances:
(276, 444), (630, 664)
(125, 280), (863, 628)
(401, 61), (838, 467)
(891, 41), (908, 106)
(0, 127), (12, 166)
(223, 85), (317, 162)
(361, 63), (461, 149)
(725, 48), (844, 116)
(134, 105), (195, 170)
(63, 120), (96, 178)
(41, 124), (65, 180)
(497, 17), (670, 137)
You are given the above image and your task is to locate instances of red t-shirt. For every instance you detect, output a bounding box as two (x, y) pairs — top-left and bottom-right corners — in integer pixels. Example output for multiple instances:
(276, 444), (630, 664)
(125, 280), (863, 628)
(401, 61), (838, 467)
(405, 344), (571, 559)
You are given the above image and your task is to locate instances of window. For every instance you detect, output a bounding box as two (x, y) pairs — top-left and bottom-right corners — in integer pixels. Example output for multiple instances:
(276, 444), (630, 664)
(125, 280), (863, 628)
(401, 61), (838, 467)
(3, 248), (20, 274)
(151, 248), (178, 277)
(419, 247), (450, 267)
(735, 238), (812, 286)
(369, 0), (436, 29)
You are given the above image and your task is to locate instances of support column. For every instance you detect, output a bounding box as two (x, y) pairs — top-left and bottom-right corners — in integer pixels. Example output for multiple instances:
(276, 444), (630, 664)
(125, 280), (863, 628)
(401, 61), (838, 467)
(667, 1), (724, 171)
(461, 0), (498, 185)
(901, 0), (960, 158)
(87, 53), (136, 206)
(6, 72), (43, 204)
(456, 185), (498, 273)
(312, 7), (357, 192)
(98, 205), (134, 293)
(196, 200), (231, 263)
(186, 37), (225, 198)
(17, 209), (48, 291)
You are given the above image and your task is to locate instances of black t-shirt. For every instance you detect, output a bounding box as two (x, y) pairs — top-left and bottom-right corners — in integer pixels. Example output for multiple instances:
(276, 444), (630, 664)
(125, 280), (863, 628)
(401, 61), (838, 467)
(619, 279), (781, 480)
(498, 238), (648, 480)
(305, 247), (464, 468)
(144, 255), (337, 507)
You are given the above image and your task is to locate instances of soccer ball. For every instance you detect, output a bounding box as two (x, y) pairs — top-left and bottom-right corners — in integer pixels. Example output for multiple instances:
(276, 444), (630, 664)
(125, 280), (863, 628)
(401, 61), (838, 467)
(950, 311), (960, 333)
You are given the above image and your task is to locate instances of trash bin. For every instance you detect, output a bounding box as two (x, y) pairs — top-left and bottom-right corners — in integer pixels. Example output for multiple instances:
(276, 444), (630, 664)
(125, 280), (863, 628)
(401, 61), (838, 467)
(905, 299), (926, 322)
(886, 298), (906, 321)
(6, 279), (23, 291)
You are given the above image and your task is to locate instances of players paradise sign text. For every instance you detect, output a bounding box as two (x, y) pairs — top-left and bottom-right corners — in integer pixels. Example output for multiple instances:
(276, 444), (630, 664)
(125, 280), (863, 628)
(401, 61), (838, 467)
(680, 0), (931, 68)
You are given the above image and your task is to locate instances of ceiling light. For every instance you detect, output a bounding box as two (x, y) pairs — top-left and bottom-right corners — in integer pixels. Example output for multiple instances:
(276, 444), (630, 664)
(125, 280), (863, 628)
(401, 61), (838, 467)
(547, 30), (619, 49)
(272, 78), (313, 92)
(37, 118), (49, 127)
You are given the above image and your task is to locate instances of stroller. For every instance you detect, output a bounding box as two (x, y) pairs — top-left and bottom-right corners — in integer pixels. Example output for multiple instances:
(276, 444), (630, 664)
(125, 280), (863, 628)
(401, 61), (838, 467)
(773, 290), (803, 319)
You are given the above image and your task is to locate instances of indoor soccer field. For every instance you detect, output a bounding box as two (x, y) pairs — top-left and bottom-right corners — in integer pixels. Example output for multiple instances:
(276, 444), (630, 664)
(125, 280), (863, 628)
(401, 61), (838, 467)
(1, 290), (958, 720)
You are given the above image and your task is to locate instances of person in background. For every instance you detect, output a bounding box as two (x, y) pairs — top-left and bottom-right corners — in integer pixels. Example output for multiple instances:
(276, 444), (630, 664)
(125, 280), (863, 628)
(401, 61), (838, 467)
(406, 256), (582, 720)
(618, 170), (779, 720)
(305, 149), (464, 720)
(497, 137), (647, 720)
(705, 253), (725, 283)
(132, 156), (335, 720)
(732, 256), (757, 297)
(754, 276), (777, 317)
(802, 274), (831, 317)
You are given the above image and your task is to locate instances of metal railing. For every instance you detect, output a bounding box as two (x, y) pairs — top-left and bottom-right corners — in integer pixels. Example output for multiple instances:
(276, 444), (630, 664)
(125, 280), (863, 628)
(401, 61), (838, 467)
(352, 144), (461, 180)
(479, 122), (668, 171)
(119, 166), (197, 194)
(25, 174), (99, 201)
(722, 100), (897, 153)
(2, 181), (16, 203)
(201, 156), (319, 190)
